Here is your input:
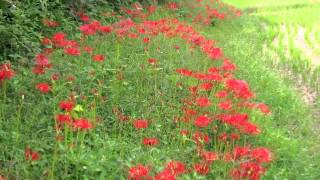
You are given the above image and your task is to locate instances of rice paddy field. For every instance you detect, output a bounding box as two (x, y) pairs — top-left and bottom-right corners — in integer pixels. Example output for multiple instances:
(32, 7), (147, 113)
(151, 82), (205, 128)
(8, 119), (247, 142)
(0, 0), (319, 179)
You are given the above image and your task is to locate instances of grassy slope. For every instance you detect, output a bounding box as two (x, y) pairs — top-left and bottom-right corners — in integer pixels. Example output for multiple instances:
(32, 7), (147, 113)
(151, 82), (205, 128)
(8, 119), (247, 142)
(215, 0), (320, 179)
(1, 1), (320, 179)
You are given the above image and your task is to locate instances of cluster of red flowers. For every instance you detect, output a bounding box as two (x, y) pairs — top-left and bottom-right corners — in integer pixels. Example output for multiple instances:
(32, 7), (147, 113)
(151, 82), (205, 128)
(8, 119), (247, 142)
(22, 1), (273, 179)
(56, 100), (93, 131)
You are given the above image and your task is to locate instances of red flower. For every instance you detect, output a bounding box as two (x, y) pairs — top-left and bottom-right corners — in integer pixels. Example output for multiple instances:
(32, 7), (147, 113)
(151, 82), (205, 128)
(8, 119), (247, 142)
(143, 137), (159, 146)
(0, 64), (15, 82)
(222, 59), (236, 71)
(193, 163), (210, 175)
(128, 164), (150, 180)
(200, 82), (213, 91)
(194, 116), (211, 128)
(192, 131), (210, 144)
(232, 146), (250, 160)
(251, 148), (272, 163)
(202, 151), (218, 163)
(59, 101), (74, 112)
(92, 54), (105, 62)
(55, 114), (72, 124)
(143, 37), (150, 43)
(176, 68), (193, 76)
(256, 103), (271, 115)
(207, 47), (222, 59)
(196, 97), (211, 107)
(165, 161), (186, 176)
(64, 47), (81, 56)
(41, 37), (52, 46)
(155, 169), (175, 180)
(73, 118), (93, 130)
(218, 100), (232, 110)
(51, 32), (68, 47)
(230, 162), (266, 180)
(34, 54), (50, 67)
(148, 58), (157, 64)
(215, 90), (228, 98)
(36, 83), (51, 93)
(99, 26), (112, 33)
(226, 79), (254, 99)
(133, 119), (148, 129)
(25, 147), (40, 161)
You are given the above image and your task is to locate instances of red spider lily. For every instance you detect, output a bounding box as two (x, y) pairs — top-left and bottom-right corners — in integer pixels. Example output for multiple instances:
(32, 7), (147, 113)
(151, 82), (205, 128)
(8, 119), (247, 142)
(0, 64), (15, 82)
(64, 47), (81, 56)
(92, 54), (105, 62)
(34, 54), (50, 67)
(143, 37), (150, 43)
(41, 37), (52, 46)
(32, 66), (46, 75)
(232, 146), (250, 160)
(147, 58), (157, 65)
(77, 12), (90, 22)
(256, 103), (271, 115)
(193, 131), (210, 144)
(36, 83), (51, 93)
(193, 163), (210, 175)
(208, 67), (219, 73)
(202, 151), (219, 163)
(51, 32), (68, 47)
(194, 116), (211, 128)
(55, 114), (72, 124)
(25, 147), (40, 161)
(165, 161), (186, 176)
(207, 47), (222, 60)
(230, 133), (240, 141)
(99, 26), (112, 33)
(73, 118), (93, 130)
(59, 101), (74, 112)
(230, 162), (266, 180)
(226, 79), (254, 99)
(215, 90), (228, 98)
(218, 132), (228, 142)
(218, 100), (232, 110)
(251, 148), (272, 163)
(196, 97), (211, 107)
(176, 68), (193, 76)
(241, 122), (261, 135)
(42, 19), (59, 27)
(222, 59), (237, 71)
(200, 82), (213, 91)
(133, 119), (148, 129)
(80, 20), (102, 35)
(128, 164), (150, 180)
(143, 137), (159, 146)
(155, 169), (175, 180)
